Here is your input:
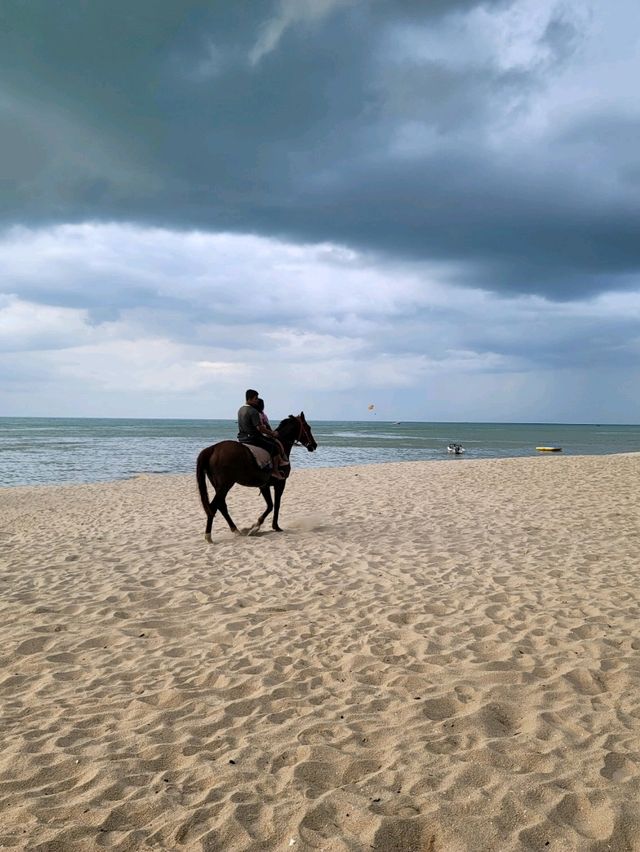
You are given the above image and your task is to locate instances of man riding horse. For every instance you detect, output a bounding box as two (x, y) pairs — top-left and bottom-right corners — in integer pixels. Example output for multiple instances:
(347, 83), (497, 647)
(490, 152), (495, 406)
(237, 389), (287, 479)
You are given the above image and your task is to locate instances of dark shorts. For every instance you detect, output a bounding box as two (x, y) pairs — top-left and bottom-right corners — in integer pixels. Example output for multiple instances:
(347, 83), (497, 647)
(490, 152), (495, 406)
(239, 435), (279, 457)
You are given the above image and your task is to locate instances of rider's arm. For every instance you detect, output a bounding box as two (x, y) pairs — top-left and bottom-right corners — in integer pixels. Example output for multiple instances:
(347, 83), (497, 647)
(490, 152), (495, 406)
(256, 412), (276, 437)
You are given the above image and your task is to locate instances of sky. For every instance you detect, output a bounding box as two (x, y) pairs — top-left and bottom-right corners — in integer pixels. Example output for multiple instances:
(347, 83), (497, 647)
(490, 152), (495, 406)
(1, 0), (640, 422)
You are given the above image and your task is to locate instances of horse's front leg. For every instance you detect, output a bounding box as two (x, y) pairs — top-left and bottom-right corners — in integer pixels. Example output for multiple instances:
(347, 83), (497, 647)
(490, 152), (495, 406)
(248, 485), (273, 536)
(272, 480), (286, 531)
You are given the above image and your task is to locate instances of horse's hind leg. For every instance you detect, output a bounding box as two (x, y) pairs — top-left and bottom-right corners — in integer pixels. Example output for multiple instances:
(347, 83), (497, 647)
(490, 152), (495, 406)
(204, 496), (219, 543)
(215, 487), (239, 534)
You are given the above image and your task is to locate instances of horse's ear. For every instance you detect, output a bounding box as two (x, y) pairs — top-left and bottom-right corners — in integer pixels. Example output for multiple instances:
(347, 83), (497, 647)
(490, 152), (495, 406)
(300, 411), (305, 418)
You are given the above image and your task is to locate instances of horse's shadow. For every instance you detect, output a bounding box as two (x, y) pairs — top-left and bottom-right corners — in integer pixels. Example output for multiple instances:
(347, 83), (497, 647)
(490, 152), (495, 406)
(235, 515), (330, 538)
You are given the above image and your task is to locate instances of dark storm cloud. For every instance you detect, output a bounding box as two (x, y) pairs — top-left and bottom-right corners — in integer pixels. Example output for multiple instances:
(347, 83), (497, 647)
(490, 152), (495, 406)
(1, 0), (639, 299)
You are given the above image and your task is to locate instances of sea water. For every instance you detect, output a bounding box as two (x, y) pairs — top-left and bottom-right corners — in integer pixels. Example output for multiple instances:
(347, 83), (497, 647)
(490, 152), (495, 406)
(1, 417), (639, 487)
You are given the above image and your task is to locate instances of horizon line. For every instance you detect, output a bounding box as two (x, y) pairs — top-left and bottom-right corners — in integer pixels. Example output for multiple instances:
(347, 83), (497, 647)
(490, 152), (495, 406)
(1, 415), (638, 428)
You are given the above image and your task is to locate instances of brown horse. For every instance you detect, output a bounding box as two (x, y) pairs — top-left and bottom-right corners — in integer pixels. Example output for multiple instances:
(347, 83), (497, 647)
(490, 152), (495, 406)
(196, 413), (317, 542)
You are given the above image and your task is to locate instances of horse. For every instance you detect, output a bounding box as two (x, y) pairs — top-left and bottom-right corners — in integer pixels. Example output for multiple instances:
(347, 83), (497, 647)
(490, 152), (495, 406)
(196, 413), (317, 542)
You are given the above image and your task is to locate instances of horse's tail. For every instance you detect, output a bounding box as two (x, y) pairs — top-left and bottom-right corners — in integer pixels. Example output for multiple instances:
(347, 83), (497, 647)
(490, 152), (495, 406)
(196, 445), (216, 517)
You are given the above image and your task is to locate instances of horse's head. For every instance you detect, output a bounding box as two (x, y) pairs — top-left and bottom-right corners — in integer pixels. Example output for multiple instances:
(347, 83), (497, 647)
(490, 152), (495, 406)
(297, 411), (317, 452)
(277, 412), (317, 452)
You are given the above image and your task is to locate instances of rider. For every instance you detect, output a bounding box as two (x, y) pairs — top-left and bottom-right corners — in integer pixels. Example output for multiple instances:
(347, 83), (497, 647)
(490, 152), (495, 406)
(237, 389), (285, 479)
(256, 398), (289, 469)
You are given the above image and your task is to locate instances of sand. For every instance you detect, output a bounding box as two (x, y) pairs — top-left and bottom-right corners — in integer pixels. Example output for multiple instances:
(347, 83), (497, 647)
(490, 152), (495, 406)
(1, 453), (639, 851)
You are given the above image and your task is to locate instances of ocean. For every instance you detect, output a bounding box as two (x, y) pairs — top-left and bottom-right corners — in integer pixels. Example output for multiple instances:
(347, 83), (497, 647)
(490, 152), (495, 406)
(1, 417), (639, 487)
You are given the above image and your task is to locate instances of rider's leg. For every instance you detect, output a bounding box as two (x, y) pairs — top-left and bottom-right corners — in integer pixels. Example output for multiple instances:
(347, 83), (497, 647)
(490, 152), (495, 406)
(270, 454), (286, 479)
(265, 437), (286, 479)
(253, 435), (285, 478)
(275, 438), (289, 466)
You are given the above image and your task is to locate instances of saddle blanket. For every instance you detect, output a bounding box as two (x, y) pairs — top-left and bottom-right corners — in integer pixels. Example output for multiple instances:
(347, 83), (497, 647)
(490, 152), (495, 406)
(242, 444), (272, 469)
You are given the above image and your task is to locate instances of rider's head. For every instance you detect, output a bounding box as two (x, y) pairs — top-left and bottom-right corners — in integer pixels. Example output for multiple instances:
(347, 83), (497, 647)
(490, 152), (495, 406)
(245, 388), (259, 404)
(255, 398), (265, 412)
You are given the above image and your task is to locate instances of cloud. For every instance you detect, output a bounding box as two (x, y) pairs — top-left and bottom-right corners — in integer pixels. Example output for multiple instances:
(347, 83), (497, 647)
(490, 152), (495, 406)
(1, 222), (640, 420)
(0, 296), (92, 353)
(1, 0), (639, 300)
(0, 222), (444, 330)
(249, 0), (352, 65)
(1, 1), (640, 421)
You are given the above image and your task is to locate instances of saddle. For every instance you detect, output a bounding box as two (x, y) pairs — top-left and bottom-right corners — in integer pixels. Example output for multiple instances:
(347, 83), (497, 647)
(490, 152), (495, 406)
(241, 443), (272, 470)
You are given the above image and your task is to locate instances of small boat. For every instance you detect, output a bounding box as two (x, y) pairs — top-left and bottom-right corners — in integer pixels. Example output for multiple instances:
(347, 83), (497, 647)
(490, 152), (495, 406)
(447, 443), (465, 454)
(536, 447), (562, 452)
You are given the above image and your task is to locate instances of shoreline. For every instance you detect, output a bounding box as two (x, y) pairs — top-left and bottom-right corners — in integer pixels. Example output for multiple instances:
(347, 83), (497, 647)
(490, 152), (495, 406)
(2, 453), (639, 849)
(2, 449), (640, 493)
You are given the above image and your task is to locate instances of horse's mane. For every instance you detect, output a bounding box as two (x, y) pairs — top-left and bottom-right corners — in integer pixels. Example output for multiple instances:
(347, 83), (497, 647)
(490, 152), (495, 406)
(274, 415), (297, 434)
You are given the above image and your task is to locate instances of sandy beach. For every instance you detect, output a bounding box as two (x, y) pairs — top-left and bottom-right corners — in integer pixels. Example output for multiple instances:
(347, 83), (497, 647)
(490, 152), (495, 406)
(1, 453), (639, 851)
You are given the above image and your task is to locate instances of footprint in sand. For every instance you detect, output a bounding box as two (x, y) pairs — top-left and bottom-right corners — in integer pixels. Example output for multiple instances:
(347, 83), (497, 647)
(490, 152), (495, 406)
(551, 792), (614, 841)
(15, 636), (51, 655)
(373, 818), (436, 852)
(601, 751), (637, 782)
(421, 695), (462, 721)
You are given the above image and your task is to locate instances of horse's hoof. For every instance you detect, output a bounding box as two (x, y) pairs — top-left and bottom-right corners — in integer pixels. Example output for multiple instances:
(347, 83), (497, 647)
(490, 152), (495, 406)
(247, 524), (260, 537)
(204, 533), (212, 543)
(272, 525), (283, 532)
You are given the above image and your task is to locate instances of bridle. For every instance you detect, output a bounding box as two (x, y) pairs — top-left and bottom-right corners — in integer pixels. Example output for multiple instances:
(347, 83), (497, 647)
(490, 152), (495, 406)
(293, 415), (313, 447)
(278, 415), (312, 448)
(275, 415), (315, 449)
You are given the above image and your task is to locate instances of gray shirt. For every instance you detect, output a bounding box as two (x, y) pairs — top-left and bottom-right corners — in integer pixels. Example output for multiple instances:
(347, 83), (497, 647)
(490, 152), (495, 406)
(237, 404), (262, 441)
